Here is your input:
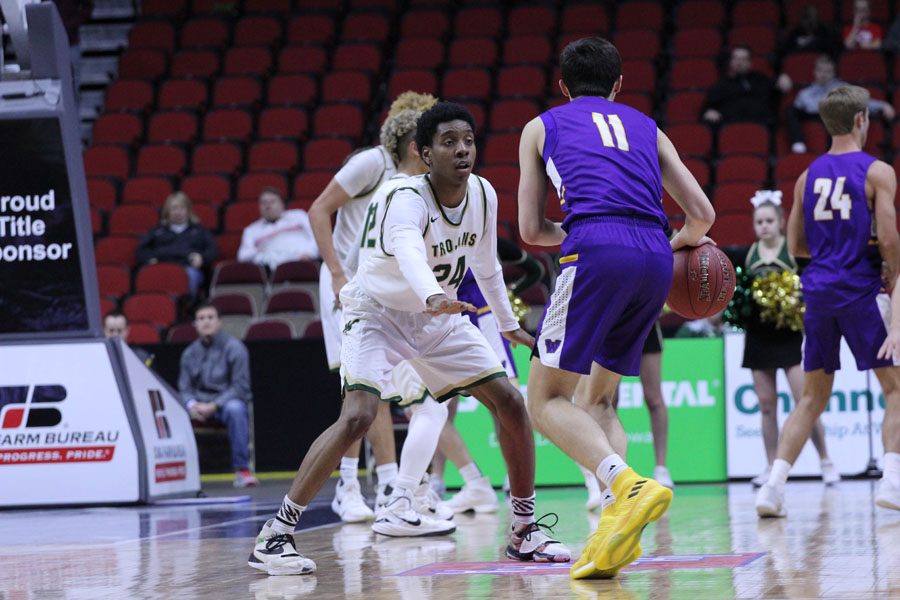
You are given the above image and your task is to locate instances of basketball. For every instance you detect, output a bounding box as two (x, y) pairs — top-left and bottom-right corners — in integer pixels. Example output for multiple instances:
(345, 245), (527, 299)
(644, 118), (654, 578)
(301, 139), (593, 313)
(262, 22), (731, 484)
(667, 244), (736, 319)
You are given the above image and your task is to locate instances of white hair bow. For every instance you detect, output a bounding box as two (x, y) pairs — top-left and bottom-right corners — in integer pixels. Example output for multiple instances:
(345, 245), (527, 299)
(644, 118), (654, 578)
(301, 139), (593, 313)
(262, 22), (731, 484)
(750, 190), (782, 208)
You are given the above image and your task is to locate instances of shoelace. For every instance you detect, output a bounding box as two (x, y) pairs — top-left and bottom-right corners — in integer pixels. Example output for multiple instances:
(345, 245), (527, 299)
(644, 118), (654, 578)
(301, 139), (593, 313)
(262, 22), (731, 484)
(518, 512), (560, 542)
(265, 533), (296, 552)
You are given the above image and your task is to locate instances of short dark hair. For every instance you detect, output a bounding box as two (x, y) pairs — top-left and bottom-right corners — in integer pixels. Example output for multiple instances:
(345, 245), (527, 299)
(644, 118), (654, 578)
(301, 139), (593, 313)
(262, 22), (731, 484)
(415, 101), (476, 153)
(260, 186), (284, 201)
(104, 310), (127, 323)
(560, 37), (622, 99)
(193, 302), (220, 318)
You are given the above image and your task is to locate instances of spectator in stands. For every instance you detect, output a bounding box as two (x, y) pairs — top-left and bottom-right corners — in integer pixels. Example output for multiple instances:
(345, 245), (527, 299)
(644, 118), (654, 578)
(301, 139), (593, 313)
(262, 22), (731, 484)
(237, 187), (319, 270)
(785, 55), (895, 154)
(702, 46), (791, 126)
(102, 310), (152, 366)
(136, 192), (216, 299)
(178, 303), (257, 488)
(779, 5), (840, 57)
(843, 0), (883, 50)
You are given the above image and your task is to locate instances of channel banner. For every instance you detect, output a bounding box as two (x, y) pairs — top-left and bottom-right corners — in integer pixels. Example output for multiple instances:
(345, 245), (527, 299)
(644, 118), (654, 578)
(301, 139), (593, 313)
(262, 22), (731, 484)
(0, 118), (88, 334)
(0, 342), (140, 506)
(724, 332), (885, 478)
(446, 338), (728, 487)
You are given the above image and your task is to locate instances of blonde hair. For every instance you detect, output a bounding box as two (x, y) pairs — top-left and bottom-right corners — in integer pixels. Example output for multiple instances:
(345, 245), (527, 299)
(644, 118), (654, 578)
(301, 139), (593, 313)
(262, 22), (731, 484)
(161, 191), (198, 225)
(819, 85), (869, 136)
(387, 91), (438, 120)
(380, 109), (422, 166)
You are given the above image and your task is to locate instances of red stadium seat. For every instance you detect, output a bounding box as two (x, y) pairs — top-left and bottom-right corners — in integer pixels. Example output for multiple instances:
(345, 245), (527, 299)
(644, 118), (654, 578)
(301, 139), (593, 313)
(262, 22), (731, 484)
(479, 166), (519, 197)
(248, 141), (299, 174)
(267, 74), (316, 106)
(482, 133), (520, 166)
(170, 49), (220, 78)
(216, 233), (243, 260)
(293, 172), (334, 203)
(683, 158), (711, 188)
(278, 45), (328, 75)
(496, 66), (546, 98)
(210, 292), (255, 317)
(127, 322), (162, 344)
(620, 60), (656, 94)
(128, 21), (175, 54)
(617, 93), (652, 115)
(167, 322), (199, 343)
(839, 51), (887, 84)
(301, 320), (323, 338)
(85, 146), (130, 180)
(713, 182), (763, 213)
(286, 14), (336, 45)
(453, 7), (502, 38)
(224, 202), (262, 233)
(332, 43), (383, 73)
(122, 176), (173, 207)
(665, 92), (705, 125)
(786, 0), (833, 25)
(192, 142), (243, 176)
(99, 297), (116, 318)
(616, 2), (663, 30)
(313, 104), (364, 140)
(213, 76), (262, 109)
(146, 111), (197, 144)
(105, 80), (154, 113)
(203, 108), (254, 142)
(109, 205), (158, 236)
(507, 5), (556, 36)
(321, 72), (371, 103)
(237, 173), (288, 202)
(400, 9), (449, 39)
(502, 36), (552, 66)
(672, 28), (722, 59)
(92, 113), (143, 146)
(124, 293), (176, 328)
(733, 0), (781, 27)
(87, 177), (118, 211)
(136, 263), (190, 296)
(304, 139), (353, 171)
(718, 123), (770, 156)
(141, 0), (187, 18)
(193, 204), (219, 231)
(223, 46), (273, 78)
(490, 99), (540, 131)
(181, 175), (231, 207)
(716, 155), (769, 184)
(97, 264), (131, 299)
(158, 79), (208, 111)
(245, 319), (294, 340)
(561, 4), (610, 35)
(95, 236), (139, 268)
(342, 12), (390, 42)
(670, 58), (719, 91)
(442, 67), (491, 101)
(387, 69), (438, 100)
(180, 18), (229, 50)
(395, 38), (444, 70)
(781, 53), (818, 86)
(447, 38), (497, 68)
(667, 124), (713, 158)
(258, 107), (308, 140)
(135, 145), (186, 178)
(118, 49), (167, 80)
(774, 154), (815, 182)
(244, 0), (292, 13)
(709, 212), (756, 246)
(674, 0), (725, 28)
(233, 16), (282, 46)
(610, 29), (660, 61)
(263, 289), (317, 333)
(729, 26), (777, 57)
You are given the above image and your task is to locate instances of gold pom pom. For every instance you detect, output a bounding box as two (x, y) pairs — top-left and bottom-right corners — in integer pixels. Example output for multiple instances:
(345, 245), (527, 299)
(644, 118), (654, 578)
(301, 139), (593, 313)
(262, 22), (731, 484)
(751, 271), (805, 332)
(508, 289), (529, 323)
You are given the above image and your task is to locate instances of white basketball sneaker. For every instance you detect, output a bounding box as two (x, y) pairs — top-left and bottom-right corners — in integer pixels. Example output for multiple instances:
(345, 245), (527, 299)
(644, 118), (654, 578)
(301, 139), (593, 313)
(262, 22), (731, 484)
(875, 478), (900, 510)
(506, 514), (571, 562)
(373, 491), (456, 537)
(375, 483), (391, 512)
(820, 459), (841, 485)
(654, 465), (675, 489)
(248, 519), (316, 576)
(582, 466), (603, 512)
(751, 464), (771, 488)
(755, 483), (786, 518)
(415, 478), (455, 521)
(440, 476), (499, 514)
(331, 478), (375, 523)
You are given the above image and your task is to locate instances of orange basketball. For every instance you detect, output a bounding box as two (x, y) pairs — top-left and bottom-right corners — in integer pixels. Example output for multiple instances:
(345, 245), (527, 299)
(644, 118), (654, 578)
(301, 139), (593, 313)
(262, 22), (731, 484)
(667, 243), (736, 319)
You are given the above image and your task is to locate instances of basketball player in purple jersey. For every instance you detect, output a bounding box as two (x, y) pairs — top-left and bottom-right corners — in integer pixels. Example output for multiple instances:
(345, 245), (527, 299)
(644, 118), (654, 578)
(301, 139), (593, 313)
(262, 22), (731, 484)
(517, 37), (716, 579)
(756, 85), (900, 517)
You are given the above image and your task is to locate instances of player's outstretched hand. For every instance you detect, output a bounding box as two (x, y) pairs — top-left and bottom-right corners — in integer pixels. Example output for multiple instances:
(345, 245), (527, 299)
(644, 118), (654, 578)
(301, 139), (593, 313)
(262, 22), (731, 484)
(425, 293), (476, 316)
(878, 329), (900, 361)
(331, 271), (348, 309)
(502, 328), (535, 349)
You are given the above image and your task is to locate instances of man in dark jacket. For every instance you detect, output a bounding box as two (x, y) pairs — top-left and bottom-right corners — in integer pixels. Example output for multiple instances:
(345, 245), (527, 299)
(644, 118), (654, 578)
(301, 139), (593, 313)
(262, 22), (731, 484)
(178, 303), (257, 488)
(702, 46), (790, 126)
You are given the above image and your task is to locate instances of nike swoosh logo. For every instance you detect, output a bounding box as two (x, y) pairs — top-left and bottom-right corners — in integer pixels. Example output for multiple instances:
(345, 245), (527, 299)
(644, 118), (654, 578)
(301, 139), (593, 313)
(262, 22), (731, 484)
(401, 517), (422, 526)
(430, 216), (439, 223)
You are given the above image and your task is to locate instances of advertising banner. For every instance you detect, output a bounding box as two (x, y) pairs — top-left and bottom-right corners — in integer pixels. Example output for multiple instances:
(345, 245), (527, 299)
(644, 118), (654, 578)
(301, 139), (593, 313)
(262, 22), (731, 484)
(445, 338), (728, 487)
(0, 342), (140, 506)
(0, 118), (88, 334)
(120, 342), (201, 499)
(724, 332), (884, 478)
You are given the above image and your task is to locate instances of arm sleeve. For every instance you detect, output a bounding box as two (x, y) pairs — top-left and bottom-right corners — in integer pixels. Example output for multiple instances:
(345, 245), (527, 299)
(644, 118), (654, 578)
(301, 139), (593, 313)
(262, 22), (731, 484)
(199, 226), (217, 265)
(382, 192), (443, 306)
(177, 349), (197, 408)
(333, 148), (386, 198)
(470, 182), (519, 331)
(236, 223), (257, 262)
(212, 341), (252, 407)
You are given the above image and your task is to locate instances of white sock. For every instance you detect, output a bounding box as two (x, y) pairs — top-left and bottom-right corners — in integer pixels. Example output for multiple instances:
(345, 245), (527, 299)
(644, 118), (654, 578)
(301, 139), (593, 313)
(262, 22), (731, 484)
(767, 458), (792, 489)
(459, 462), (482, 484)
(510, 493), (535, 526)
(596, 454), (628, 489)
(376, 462), (398, 488)
(340, 456), (359, 483)
(394, 397), (448, 494)
(884, 452), (900, 487)
(600, 491), (615, 512)
(272, 495), (305, 535)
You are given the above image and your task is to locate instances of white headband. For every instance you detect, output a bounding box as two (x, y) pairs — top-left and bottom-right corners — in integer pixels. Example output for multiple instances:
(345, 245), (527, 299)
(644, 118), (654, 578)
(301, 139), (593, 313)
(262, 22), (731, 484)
(750, 190), (783, 208)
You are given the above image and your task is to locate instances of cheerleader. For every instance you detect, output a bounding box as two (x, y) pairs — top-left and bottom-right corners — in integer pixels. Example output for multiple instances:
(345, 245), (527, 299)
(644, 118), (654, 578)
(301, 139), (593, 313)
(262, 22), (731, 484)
(744, 191), (839, 487)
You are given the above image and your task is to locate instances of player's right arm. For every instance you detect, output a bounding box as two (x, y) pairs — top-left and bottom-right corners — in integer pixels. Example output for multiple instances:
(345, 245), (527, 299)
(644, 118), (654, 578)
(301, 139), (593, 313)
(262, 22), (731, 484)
(870, 160), (900, 290)
(658, 128), (715, 251)
(787, 170), (809, 258)
(517, 117), (565, 247)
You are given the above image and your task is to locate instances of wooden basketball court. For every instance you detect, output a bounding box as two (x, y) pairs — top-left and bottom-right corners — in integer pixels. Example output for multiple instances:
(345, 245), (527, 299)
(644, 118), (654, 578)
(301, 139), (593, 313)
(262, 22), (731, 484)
(1, 479), (897, 599)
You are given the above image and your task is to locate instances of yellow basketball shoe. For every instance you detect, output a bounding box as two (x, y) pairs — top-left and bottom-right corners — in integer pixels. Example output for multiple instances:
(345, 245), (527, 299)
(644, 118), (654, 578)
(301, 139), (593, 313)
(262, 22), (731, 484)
(571, 499), (642, 579)
(603, 469), (671, 570)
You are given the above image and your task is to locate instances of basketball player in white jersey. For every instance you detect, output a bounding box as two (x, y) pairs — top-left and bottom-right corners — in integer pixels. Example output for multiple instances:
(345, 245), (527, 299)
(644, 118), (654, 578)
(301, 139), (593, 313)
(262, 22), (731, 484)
(307, 93), (437, 523)
(249, 102), (570, 575)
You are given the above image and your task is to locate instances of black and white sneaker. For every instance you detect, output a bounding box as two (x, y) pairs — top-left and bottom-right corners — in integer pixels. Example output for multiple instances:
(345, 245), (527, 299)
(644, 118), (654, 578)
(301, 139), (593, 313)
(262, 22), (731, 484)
(506, 513), (571, 562)
(372, 491), (456, 537)
(248, 519), (317, 575)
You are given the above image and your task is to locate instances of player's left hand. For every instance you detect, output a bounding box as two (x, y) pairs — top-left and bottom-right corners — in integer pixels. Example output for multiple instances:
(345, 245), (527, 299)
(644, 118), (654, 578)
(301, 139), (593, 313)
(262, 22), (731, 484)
(878, 329), (900, 361)
(425, 293), (476, 315)
(502, 328), (535, 349)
